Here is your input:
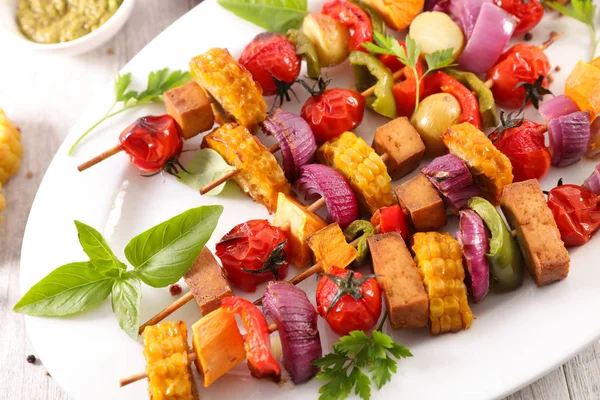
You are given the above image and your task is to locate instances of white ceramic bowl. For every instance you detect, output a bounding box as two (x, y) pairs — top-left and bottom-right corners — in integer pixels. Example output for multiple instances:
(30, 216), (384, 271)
(0, 0), (135, 56)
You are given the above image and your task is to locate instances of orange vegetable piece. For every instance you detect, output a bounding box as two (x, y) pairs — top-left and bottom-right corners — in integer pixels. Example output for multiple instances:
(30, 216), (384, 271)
(363, 0), (425, 31)
(565, 60), (600, 120)
(307, 223), (358, 272)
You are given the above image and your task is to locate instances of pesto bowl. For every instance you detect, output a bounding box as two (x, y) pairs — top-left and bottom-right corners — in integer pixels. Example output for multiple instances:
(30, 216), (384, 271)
(0, 0), (135, 56)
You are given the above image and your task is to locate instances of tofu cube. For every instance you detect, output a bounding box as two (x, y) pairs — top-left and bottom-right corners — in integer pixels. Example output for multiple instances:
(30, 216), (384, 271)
(395, 173), (447, 231)
(164, 82), (214, 139)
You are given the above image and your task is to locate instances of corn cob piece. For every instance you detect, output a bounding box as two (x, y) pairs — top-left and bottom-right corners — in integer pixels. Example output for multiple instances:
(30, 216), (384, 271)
(141, 321), (195, 400)
(307, 223), (358, 272)
(411, 232), (473, 335)
(318, 131), (395, 214)
(203, 123), (291, 213)
(0, 109), (23, 184)
(442, 122), (513, 205)
(190, 48), (267, 132)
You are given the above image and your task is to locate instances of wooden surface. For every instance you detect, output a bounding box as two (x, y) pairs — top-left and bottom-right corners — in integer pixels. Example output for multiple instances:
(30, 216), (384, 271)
(0, 1), (599, 399)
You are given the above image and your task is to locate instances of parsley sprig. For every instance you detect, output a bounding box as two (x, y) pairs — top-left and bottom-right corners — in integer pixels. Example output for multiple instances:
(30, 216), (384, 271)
(68, 68), (192, 155)
(363, 32), (455, 114)
(313, 315), (413, 400)
(544, 0), (599, 60)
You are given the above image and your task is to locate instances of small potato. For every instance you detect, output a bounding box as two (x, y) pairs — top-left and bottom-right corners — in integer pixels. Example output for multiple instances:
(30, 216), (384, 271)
(411, 93), (461, 156)
(409, 12), (465, 60)
(302, 13), (350, 67)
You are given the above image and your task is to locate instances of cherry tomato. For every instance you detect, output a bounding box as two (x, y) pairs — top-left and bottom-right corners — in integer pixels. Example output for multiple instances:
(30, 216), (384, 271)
(487, 44), (551, 109)
(322, 0), (373, 52)
(489, 120), (551, 182)
(371, 204), (410, 240)
(119, 114), (183, 173)
(301, 88), (365, 142)
(494, 0), (544, 35)
(316, 266), (382, 336)
(215, 220), (289, 292)
(239, 32), (301, 96)
(547, 184), (600, 246)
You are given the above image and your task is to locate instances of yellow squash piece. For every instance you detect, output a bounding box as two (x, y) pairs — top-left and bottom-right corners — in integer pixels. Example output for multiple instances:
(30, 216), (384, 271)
(273, 193), (328, 267)
(307, 223), (358, 272)
(0, 109), (23, 184)
(318, 131), (395, 214)
(192, 307), (247, 387)
(141, 321), (195, 400)
(411, 232), (473, 335)
(442, 122), (512, 205)
(565, 60), (600, 120)
(364, 0), (425, 31)
(203, 123), (291, 213)
(190, 48), (267, 132)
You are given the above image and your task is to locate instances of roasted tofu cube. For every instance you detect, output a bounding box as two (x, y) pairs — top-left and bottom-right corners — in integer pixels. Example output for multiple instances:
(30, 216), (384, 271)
(307, 223), (358, 272)
(395, 174), (447, 231)
(372, 117), (425, 180)
(184, 247), (233, 315)
(368, 232), (428, 329)
(500, 179), (570, 286)
(164, 82), (215, 139)
(273, 193), (328, 267)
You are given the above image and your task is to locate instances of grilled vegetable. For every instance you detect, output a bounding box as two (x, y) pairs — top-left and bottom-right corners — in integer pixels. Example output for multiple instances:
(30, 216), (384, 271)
(411, 93), (461, 156)
(141, 321), (195, 399)
(190, 48), (267, 132)
(203, 123), (291, 213)
(349, 51), (396, 118)
(370, 204), (410, 240)
(445, 68), (497, 128)
(365, 0), (424, 30)
(301, 13), (350, 67)
(322, 0), (373, 52)
(583, 164), (600, 194)
(548, 111), (591, 167)
(0, 109), (23, 184)
(318, 131), (395, 214)
(307, 223), (358, 272)
(411, 232), (473, 335)
(286, 29), (321, 79)
(539, 95), (580, 123)
(457, 209), (490, 303)
(409, 12), (464, 60)
(343, 219), (376, 267)
(443, 122), (513, 205)
(565, 60), (600, 120)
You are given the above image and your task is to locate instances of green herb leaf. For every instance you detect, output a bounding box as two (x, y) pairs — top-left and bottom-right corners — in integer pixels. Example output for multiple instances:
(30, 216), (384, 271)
(369, 357), (395, 389)
(114, 73), (133, 102)
(111, 271), (142, 340)
(424, 48), (456, 72)
(218, 0), (307, 34)
(177, 149), (237, 195)
(125, 205), (223, 287)
(354, 368), (372, 400)
(388, 342), (413, 359)
(544, 0), (598, 59)
(74, 221), (126, 276)
(335, 330), (371, 355)
(13, 262), (114, 316)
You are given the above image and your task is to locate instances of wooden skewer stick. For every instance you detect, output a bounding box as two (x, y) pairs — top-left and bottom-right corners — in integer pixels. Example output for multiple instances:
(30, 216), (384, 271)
(120, 322), (278, 388)
(361, 69), (405, 98)
(77, 145), (122, 172)
(139, 292), (194, 334)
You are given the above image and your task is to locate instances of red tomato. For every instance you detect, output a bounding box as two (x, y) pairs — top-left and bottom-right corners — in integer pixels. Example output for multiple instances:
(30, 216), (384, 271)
(316, 266), (382, 336)
(487, 44), (551, 109)
(494, 0), (544, 35)
(301, 88), (365, 142)
(322, 0), (373, 52)
(489, 120), (551, 182)
(119, 114), (183, 173)
(371, 204), (410, 240)
(379, 40), (405, 72)
(548, 184), (600, 246)
(239, 32), (301, 96)
(215, 220), (289, 292)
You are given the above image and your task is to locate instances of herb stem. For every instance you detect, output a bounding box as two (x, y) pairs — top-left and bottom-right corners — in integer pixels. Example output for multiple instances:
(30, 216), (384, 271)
(376, 310), (388, 332)
(590, 25), (599, 60)
(68, 105), (134, 155)
(413, 67), (421, 115)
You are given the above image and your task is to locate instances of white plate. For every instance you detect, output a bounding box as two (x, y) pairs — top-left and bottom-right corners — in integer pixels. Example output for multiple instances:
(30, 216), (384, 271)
(19, 1), (600, 399)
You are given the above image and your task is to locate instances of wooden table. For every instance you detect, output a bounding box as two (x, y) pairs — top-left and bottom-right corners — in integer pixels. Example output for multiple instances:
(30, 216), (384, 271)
(0, 1), (598, 399)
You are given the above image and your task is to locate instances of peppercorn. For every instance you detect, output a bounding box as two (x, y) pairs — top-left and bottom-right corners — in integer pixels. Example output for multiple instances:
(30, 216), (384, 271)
(169, 283), (182, 296)
(524, 32), (533, 41)
(26, 355), (36, 364)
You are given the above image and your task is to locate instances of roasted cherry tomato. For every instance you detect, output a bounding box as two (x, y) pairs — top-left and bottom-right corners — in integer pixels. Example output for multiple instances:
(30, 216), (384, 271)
(487, 44), (551, 109)
(215, 220), (289, 292)
(119, 114), (183, 173)
(371, 204), (410, 240)
(239, 32), (301, 97)
(547, 184), (600, 246)
(301, 88), (365, 142)
(494, 0), (544, 35)
(322, 0), (373, 52)
(489, 120), (551, 182)
(316, 266), (382, 336)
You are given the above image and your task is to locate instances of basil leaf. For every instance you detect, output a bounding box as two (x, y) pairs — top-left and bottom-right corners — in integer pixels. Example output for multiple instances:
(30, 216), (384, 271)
(177, 149), (237, 195)
(125, 205), (224, 287)
(218, 0), (307, 34)
(74, 221), (126, 276)
(13, 262), (114, 316)
(111, 271), (142, 340)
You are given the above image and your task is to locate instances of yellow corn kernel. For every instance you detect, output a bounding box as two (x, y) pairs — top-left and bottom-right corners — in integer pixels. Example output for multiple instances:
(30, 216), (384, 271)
(412, 232), (474, 335)
(142, 321), (195, 400)
(442, 122), (513, 204)
(307, 223), (358, 272)
(318, 131), (395, 214)
(203, 123), (291, 213)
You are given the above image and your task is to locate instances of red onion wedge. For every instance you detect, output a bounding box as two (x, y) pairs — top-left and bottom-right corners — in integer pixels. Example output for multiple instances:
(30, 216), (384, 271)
(548, 111), (591, 167)
(585, 117), (600, 159)
(421, 154), (481, 213)
(296, 164), (360, 229)
(263, 281), (322, 384)
(261, 108), (317, 182)
(434, 0), (491, 38)
(457, 209), (490, 303)
(583, 164), (600, 194)
(458, 3), (516, 73)
(539, 95), (579, 123)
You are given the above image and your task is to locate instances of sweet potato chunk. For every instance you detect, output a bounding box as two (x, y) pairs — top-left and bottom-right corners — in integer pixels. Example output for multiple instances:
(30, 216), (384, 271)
(394, 174), (447, 231)
(307, 223), (357, 272)
(164, 82), (214, 139)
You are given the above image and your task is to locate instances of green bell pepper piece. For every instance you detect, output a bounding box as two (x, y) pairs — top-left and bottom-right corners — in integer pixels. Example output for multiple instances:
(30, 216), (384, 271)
(287, 29), (320, 79)
(468, 197), (524, 292)
(349, 51), (396, 119)
(348, 0), (386, 36)
(343, 220), (376, 267)
(445, 68), (497, 129)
